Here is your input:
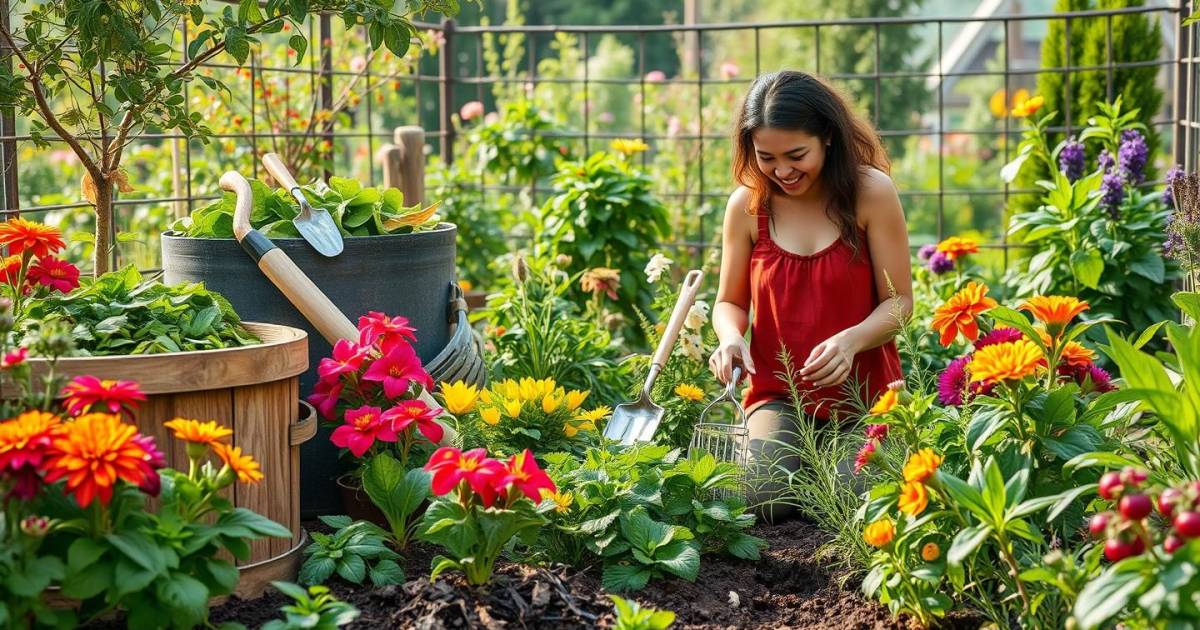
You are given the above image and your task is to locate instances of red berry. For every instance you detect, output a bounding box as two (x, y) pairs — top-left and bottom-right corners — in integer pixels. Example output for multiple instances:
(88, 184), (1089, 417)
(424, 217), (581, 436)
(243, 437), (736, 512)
(1088, 513), (1110, 538)
(1104, 537), (1136, 562)
(1158, 488), (1182, 519)
(1130, 536), (1146, 556)
(1119, 494), (1153, 521)
(1098, 472), (1124, 500)
(1120, 467), (1148, 486)
(1164, 535), (1185, 553)
(1175, 512), (1200, 539)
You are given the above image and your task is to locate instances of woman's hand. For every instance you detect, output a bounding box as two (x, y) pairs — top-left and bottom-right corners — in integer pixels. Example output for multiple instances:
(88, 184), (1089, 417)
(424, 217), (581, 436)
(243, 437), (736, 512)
(800, 331), (860, 388)
(708, 337), (756, 385)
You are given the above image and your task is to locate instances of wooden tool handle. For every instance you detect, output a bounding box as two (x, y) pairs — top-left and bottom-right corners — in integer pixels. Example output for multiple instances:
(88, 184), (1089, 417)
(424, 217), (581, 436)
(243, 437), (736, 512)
(651, 269), (704, 368)
(262, 153), (300, 190)
(221, 171), (255, 242)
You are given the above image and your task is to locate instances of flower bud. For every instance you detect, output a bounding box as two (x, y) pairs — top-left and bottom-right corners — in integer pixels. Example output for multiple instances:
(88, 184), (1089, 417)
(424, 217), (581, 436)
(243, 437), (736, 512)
(1088, 513), (1110, 538)
(1098, 471), (1124, 500)
(1120, 467), (1148, 487)
(20, 516), (51, 538)
(1164, 535), (1185, 554)
(555, 254), (572, 267)
(511, 255), (529, 284)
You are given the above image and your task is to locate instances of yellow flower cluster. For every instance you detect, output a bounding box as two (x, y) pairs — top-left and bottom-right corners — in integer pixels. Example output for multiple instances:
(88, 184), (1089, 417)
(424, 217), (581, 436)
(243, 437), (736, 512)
(440, 378), (607, 440)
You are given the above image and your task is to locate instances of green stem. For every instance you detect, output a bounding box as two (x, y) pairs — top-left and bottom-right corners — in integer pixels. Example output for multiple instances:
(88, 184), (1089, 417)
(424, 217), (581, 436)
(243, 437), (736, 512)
(996, 533), (1032, 613)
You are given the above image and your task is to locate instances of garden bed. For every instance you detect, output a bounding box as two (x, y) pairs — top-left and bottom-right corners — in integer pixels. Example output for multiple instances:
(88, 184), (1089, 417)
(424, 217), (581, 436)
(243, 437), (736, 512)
(195, 519), (979, 629)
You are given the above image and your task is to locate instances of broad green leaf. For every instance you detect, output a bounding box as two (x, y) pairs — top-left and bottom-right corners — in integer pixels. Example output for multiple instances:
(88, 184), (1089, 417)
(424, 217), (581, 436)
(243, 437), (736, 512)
(1074, 561), (1150, 629)
(725, 533), (767, 560)
(947, 523), (992, 567)
(602, 563), (653, 592)
(656, 540), (700, 581)
(937, 472), (992, 524)
(1174, 291), (1200, 322)
(363, 455), (431, 540)
(1129, 250), (1165, 283)
(336, 554), (367, 584)
(1070, 249), (1104, 289)
(68, 538), (107, 572)
(966, 408), (1008, 452)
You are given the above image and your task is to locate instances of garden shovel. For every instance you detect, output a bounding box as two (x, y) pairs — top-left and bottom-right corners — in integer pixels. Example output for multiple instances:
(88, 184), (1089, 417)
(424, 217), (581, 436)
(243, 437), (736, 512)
(262, 153), (344, 257)
(604, 269), (704, 446)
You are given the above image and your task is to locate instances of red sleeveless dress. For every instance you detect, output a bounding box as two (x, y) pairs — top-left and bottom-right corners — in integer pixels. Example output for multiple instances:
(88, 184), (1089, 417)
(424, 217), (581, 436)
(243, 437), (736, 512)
(745, 211), (903, 420)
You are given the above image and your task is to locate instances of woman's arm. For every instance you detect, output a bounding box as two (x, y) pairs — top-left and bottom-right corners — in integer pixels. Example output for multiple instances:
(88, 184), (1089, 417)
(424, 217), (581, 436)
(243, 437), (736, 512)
(709, 187), (758, 383)
(800, 171), (913, 386)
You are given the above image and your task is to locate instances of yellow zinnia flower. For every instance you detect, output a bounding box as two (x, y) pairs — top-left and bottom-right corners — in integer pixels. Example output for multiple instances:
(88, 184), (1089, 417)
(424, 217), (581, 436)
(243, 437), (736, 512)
(565, 390), (590, 411)
(212, 442), (264, 484)
(968, 339), (1042, 385)
(674, 383), (704, 402)
(610, 138), (649, 155)
(439, 380), (479, 415)
(480, 407), (501, 426)
(898, 481), (929, 516)
(869, 388), (899, 416)
(576, 406), (612, 423)
(902, 448), (944, 483)
(863, 519), (895, 547)
(1011, 94), (1044, 118)
(163, 418), (232, 445)
(543, 489), (574, 513)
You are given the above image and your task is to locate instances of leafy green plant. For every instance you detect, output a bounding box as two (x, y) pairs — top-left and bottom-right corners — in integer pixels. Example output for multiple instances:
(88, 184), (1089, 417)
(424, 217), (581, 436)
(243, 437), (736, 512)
(361, 455), (431, 549)
(1003, 98), (1179, 338)
(609, 595), (676, 630)
(466, 99), (573, 184)
(260, 581), (360, 630)
(25, 265), (259, 355)
(299, 516), (404, 587)
(0, 0), (467, 274)
(426, 159), (511, 291)
(170, 176), (440, 239)
(602, 506), (700, 592)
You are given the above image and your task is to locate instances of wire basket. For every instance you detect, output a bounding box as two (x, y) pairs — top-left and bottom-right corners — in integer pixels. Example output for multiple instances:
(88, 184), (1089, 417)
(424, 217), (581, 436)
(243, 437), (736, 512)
(688, 366), (750, 498)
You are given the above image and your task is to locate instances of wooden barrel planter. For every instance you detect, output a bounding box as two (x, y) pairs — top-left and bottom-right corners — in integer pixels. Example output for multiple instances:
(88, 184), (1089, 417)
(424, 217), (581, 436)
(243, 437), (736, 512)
(18, 322), (312, 598)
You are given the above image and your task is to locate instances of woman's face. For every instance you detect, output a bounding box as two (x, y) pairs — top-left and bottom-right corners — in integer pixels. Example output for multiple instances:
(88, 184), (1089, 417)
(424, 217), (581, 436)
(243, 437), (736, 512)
(751, 127), (826, 197)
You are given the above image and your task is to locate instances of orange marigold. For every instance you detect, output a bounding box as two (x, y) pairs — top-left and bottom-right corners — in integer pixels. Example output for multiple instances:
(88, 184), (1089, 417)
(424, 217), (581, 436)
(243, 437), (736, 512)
(902, 448), (944, 483)
(931, 282), (998, 347)
(212, 442), (264, 484)
(0, 218), (65, 258)
(1059, 341), (1096, 368)
(1011, 94), (1044, 118)
(869, 388), (899, 415)
(935, 236), (979, 261)
(1020, 296), (1089, 332)
(898, 481), (929, 516)
(863, 518), (895, 547)
(43, 413), (153, 506)
(163, 418), (233, 445)
(0, 410), (62, 471)
(968, 339), (1042, 385)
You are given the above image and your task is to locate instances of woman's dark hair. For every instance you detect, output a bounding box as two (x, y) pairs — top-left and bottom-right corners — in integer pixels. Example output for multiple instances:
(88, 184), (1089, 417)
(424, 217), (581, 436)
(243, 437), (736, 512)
(732, 70), (889, 248)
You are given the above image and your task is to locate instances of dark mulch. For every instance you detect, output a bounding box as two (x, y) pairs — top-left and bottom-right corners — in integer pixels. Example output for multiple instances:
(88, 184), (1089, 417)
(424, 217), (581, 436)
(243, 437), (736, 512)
(202, 518), (985, 629)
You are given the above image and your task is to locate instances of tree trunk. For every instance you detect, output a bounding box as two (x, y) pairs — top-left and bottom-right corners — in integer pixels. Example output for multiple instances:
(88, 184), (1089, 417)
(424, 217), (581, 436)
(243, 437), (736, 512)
(93, 178), (113, 276)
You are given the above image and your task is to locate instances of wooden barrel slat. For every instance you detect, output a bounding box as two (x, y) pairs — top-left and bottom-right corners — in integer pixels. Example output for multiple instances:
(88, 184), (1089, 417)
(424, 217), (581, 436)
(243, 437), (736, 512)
(234, 380), (293, 562)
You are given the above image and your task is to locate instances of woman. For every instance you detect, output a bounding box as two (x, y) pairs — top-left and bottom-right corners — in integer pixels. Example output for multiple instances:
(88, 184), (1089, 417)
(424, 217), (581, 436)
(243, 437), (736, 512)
(708, 70), (912, 520)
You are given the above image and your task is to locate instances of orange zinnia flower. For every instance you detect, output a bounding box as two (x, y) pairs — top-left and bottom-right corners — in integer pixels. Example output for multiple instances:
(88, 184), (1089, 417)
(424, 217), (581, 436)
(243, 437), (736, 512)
(898, 481), (929, 516)
(902, 448), (944, 483)
(43, 413), (154, 507)
(968, 339), (1042, 385)
(212, 442), (264, 484)
(931, 282), (998, 347)
(163, 418), (233, 445)
(935, 236), (979, 261)
(0, 410), (62, 472)
(1059, 341), (1095, 367)
(869, 388), (899, 415)
(1020, 296), (1089, 335)
(0, 218), (65, 258)
(863, 518), (895, 547)
(1011, 94), (1044, 118)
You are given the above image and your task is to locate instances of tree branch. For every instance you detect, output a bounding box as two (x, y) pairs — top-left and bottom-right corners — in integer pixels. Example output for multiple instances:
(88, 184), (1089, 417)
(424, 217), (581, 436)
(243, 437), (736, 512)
(0, 25), (102, 180)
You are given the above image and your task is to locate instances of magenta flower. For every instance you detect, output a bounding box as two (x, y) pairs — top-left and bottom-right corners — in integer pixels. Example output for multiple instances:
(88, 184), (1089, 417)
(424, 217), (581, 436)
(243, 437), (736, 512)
(975, 327), (1023, 349)
(306, 378), (344, 420)
(318, 339), (369, 382)
(865, 424), (889, 440)
(938, 355), (971, 406)
(358, 311), (417, 352)
(132, 434), (166, 496)
(330, 405), (397, 457)
(362, 343), (432, 399)
(382, 399), (445, 444)
(854, 442), (877, 474)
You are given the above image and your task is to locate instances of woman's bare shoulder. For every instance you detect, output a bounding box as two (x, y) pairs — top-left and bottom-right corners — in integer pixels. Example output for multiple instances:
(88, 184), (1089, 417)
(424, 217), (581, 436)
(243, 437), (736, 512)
(856, 168), (902, 228)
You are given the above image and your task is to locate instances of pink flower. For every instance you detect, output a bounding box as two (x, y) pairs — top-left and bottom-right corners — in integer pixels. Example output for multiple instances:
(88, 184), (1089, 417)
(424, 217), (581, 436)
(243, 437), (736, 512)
(719, 61), (740, 80)
(644, 70), (666, 82)
(854, 442), (876, 474)
(975, 327), (1023, 350)
(484, 111), (500, 125)
(865, 424), (889, 440)
(59, 376), (146, 417)
(27, 257), (80, 293)
(318, 339), (369, 382)
(381, 399), (444, 444)
(362, 343), (432, 399)
(358, 311), (417, 352)
(306, 378), (344, 420)
(460, 101), (484, 121)
(330, 405), (397, 457)
(2, 347), (27, 369)
(132, 434), (166, 496)
(350, 56), (367, 73)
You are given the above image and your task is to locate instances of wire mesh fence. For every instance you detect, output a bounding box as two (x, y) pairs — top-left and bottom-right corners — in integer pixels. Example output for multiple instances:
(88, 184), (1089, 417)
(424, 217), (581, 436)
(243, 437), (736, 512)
(0, 3), (1193, 273)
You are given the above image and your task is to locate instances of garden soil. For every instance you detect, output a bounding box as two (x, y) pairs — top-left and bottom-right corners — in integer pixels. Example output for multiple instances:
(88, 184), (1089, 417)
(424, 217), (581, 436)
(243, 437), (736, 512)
(196, 519), (984, 629)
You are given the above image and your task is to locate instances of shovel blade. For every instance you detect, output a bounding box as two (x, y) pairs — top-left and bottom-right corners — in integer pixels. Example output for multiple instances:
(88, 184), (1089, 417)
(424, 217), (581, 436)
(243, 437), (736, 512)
(294, 209), (344, 257)
(604, 402), (664, 446)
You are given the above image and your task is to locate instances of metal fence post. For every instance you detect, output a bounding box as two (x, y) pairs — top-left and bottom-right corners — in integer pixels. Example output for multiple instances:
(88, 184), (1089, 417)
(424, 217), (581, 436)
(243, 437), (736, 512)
(320, 13), (334, 181)
(1176, 0), (1193, 172)
(0, 0), (18, 216)
(439, 18), (456, 164)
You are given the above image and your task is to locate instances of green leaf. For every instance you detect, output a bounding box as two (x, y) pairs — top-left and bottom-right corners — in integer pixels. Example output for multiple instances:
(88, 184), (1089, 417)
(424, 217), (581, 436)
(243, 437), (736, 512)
(319, 514), (354, 530)
(298, 555), (336, 585)
(602, 563), (653, 592)
(580, 510), (620, 534)
(206, 558), (240, 594)
(60, 560), (110, 599)
(336, 554), (367, 584)
(966, 408), (1007, 452)
(363, 455), (431, 541)
(947, 523), (992, 567)
(157, 572), (209, 627)
(655, 541), (700, 581)
(1074, 562), (1149, 629)
(369, 559), (405, 586)
(288, 34), (307, 65)
(1129, 250), (1165, 283)
(937, 471), (992, 523)
(68, 537), (107, 572)
(1174, 291), (1200, 322)
(113, 557), (158, 597)
(725, 533), (767, 560)
(1070, 248), (1104, 289)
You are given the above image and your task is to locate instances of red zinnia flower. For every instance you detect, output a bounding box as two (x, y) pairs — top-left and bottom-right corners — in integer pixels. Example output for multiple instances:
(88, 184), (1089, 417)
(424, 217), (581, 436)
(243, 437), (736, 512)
(60, 375), (146, 418)
(498, 449), (556, 502)
(43, 413), (155, 507)
(362, 343), (433, 399)
(854, 442), (877, 474)
(0, 410), (62, 473)
(425, 446), (505, 507)
(317, 339), (369, 383)
(381, 399), (444, 444)
(865, 424), (889, 441)
(306, 379), (344, 420)
(2, 347), (28, 369)
(358, 311), (417, 352)
(0, 218), (65, 258)
(27, 257), (80, 293)
(330, 405), (396, 457)
(131, 434), (166, 496)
